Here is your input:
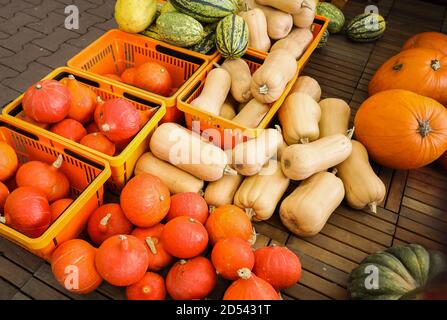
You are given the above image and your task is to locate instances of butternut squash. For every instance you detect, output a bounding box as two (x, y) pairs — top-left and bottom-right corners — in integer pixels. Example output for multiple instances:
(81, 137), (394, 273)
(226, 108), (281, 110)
(191, 67), (231, 115)
(135, 152), (204, 194)
(239, 8), (271, 52)
(256, 0), (304, 14)
(233, 127), (284, 176)
(281, 134), (353, 180)
(279, 92), (321, 145)
(290, 76), (321, 102)
(251, 49), (297, 104)
(319, 98), (351, 138)
(234, 161), (290, 221)
(232, 98), (269, 128)
(336, 140), (386, 214)
(293, 0), (317, 28)
(205, 174), (244, 210)
(258, 5), (294, 40)
(280, 171), (345, 237)
(270, 28), (313, 60)
(221, 59), (253, 104)
(220, 96), (237, 120)
(150, 123), (236, 182)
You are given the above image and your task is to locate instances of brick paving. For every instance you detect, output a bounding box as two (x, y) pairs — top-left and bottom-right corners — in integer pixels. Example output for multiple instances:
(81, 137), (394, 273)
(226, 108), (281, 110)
(0, 0), (117, 108)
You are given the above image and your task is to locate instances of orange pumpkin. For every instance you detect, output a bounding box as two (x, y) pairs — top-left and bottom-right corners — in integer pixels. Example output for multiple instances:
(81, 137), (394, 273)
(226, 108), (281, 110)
(15, 155), (70, 202)
(51, 239), (103, 294)
(103, 74), (122, 81)
(402, 32), (447, 56)
(95, 235), (149, 287)
(0, 142), (18, 182)
(80, 133), (116, 157)
(121, 68), (138, 86)
(205, 205), (254, 246)
(223, 268), (280, 300)
(0, 181), (9, 212)
(61, 75), (97, 124)
(17, 111), (50, 129)
(50, 119), (87, 143)
(355, 90), (447, 169)
(369, 48), (447, 105)
(126, 272), (166, 300)
(121, 174), (170, 228)
(86, 122), (100, 134)
(166, 192), (209, 225)
(50, 198), (73, 222)
(134, 62), (173, 97)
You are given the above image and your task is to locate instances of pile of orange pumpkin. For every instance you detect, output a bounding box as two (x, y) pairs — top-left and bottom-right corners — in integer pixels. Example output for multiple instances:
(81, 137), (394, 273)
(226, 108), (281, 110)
(355, 31), (447, 171)
(0, 144), (73, 238)
(18, 74), (156, 157)
(102, 61), (178, 97)
(50, 173), (302, 300)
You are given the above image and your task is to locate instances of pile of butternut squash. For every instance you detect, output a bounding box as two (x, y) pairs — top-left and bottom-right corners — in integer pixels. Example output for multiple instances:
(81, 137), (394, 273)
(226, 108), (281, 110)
(136, 75), (386, 240)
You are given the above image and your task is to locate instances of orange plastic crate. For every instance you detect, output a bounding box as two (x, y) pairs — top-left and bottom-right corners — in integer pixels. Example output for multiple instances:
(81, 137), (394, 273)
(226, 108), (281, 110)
(2, 67), (166, 194)
(178, 16), (329, 148)
(67, 29), (208, 123)
(0, 119), (111, 261)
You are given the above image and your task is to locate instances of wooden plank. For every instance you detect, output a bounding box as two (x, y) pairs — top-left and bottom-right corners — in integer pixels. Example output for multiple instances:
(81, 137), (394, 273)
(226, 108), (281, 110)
(402, 197), (447, 223)
(254, 222), (289, 245)
(0, 238), (44, 272)
(283, 283), (331, 300)
(398, 217), (447, 245)
(12, 292), (32, 300)
(287, 236), (358, 274)
(406, 177), (447, 199)
(0, 256), (33, 288)
(394, 228), (446, 252)
(336, 205), (398, 230)
(0, 278), (20, 300)
(299, 270), (348, 300)
(21, 278), (70, 300)
(97, 282), (126, 300)
(252, 234), (270, 250)
(405, 187), (447, 211)
(409, 170), (447, 190)
(385, 170), (408, 212)
(400, 206), (447, 233)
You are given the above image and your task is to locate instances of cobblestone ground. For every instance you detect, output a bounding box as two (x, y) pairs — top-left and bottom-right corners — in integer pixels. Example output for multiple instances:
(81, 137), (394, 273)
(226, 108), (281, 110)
(0, 0), (116, 108)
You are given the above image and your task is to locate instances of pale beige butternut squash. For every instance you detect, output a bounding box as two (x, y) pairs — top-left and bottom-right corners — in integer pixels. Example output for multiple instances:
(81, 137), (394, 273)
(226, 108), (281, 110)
(205, 174), (244, 210)
(251, 49), (297, 104)
(221, 59), (253, 104)
(257, 5), (294, 40)
(293, 0), (317, 28)
(336, 140), (386, 213)
(135, 152), (204, 194)
(290, 76), (321, 102)
(319, 98), (351, 138)
(233, 127), (284, 176)
(234, 161), (290, 221)
(281, 134), (353, 180)
(279, 92), (321, 145)
(256, 0), (304, 14)
(280, 171), (345, 237)
(270, 28), (313, 60)
(150, 123), (236, 182)
(191, 67), (231, 115)
(232, 98), (269, 128)
(220, 96), (237, 120)
(239, 8), (271, 52)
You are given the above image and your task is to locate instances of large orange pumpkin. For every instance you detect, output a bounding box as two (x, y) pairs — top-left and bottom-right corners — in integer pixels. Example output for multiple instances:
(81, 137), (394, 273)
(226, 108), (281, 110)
(126, 272), (166, 300)
(61, 75), (97, 124)
(223, 268), (279, 300)
(355, 90), (447, 170)
(0, 181), (9, 212)
(369, 48), (447, 105)
(51, 239), (103, 294)
(121, 174), (171, 227)
(402, 32), (447, 56)
(0, 142), (18, 182)
(50, 198), (73, 222)
(50, 119), (87, 143)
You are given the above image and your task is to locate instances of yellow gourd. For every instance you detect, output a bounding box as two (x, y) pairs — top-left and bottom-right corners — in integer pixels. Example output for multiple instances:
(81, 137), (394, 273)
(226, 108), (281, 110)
(239, 8), (271, 52)
(232, 98), (269, 128)
(281, 133), (353, 180)
(270, 28), (313, 60)
(279, 92), (321, 145)
(319, 98), (351, 138)
(234, 161), (290, 221)
(134, 152), (204, 194)
(221, 59), (253, 104)
(280, 171), (345, 237)
(290, 76), (321, 102)
(336, 140), (386, 214)
(251, 49), (297, 104)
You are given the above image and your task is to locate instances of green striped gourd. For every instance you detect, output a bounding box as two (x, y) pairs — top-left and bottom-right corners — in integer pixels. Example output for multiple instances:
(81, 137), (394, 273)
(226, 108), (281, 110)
(156, 12), (204, 47)
(190, 24), (217, 55)
(316, 2), (345, 34)
(216, 14), (249, 59)
(170, 0), (237, 23)
(346, 13), (386, 42)
(142, 24), (163, 41)
(317, 29), (329, 48)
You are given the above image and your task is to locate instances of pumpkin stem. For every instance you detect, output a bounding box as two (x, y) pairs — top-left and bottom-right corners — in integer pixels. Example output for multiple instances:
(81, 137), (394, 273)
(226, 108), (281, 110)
(213, 62), (221, 68)
(331, 168), (338, 175)
(145, 237), (158, 255)
(142, 286), (151, 294)
(248, 227), (258, 246)
(392, 63), (403, 71)
(347, 127), (355, 140)
(198, 189), (205, 197)
(0, 216), (6, 224)
(245, 208), (255, 220)
(274, 125), (282, 135)
(68, 74), (75, 80)
(417, 120), (432, 137)
(118, 235), (129, 251)
(224, 166), (237, 176)
(99, 213), (112, 232)
(300, 138), (309, 144)
(101, 124), (111, 132)
(36, 84), (43, 90)
(237, 268), (252, 280)
(188, 217), (196, 223)
(369, 202), (378, 214)
(96, 96), (103, 104)
(259, 84), (269, 95)
(431, 59), (441, 71)
(180, 260), (187, 265)
(209, 205), (216, 213)
(52, 155), (63, 169)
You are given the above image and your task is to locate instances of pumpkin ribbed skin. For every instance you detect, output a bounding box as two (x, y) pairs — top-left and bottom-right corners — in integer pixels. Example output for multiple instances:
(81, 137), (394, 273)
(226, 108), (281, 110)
(216, 14), (249, 59)
(402, 32), (447, 56)
(223, 268), (279, 300)
(126, 272), (166, 300)
(348, 244), (447, 300)
(355, 90), (447, 170)
(369, 48), (447, 105)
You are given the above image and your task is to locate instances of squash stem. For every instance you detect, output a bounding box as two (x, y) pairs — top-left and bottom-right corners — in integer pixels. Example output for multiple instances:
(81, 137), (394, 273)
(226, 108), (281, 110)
(417, 120), (432, 137)
(300, 138), (309, 144)
(347, 127), (355, 140)
(99, 213), (112, 231)
(0, 216), (5, 224)
(145, 237), (158, 255)
(224, 166), (238, 176)
(259, 84), (269, 95)
(431, 59), (441, 71)
(248, 227), (258, 246)
(53, 154), (63, 169)
(369, 202), (378, 214)
(142, 286), (151, 294)
(237, 268), (252, 280)
(245, 208), (255, 220)
(331, 168), (338, 175)
(68, 74), (75, 80)
(208, 205), (216, 213)
(213, 62), (221, 68)
(198, 190), (205, 197)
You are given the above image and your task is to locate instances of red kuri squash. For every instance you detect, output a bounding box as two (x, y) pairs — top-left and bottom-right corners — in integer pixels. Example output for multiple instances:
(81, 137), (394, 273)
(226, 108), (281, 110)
(223, 268), (280, 300)
(126, 272), (166, 300)
(355, 90), (447, 170)
(61, 75), (97, 124)
(166, 192), (209, 225)
(0, 142), (18, 182)
(23, 80), (70, 123)
(0, 181), (9, 212)
(51, 239), (103, 294)
(166, 257), (217, 300)
(51, 119), (87, 142)
(121, 68), (137, 86)
(134, 62), (173, 97)
(50, 198), (73, 222)
(80, 133), (116, 157)
(402, 32), (447, 56)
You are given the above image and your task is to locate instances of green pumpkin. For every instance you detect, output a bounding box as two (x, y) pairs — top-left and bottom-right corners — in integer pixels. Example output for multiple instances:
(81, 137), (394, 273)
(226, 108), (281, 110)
(316, 2), (345, 34)
(348, 244), (447, 300)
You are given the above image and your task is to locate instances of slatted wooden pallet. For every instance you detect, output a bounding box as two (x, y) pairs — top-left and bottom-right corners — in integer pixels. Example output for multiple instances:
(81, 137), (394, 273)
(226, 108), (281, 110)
(0, 0), (446, 300)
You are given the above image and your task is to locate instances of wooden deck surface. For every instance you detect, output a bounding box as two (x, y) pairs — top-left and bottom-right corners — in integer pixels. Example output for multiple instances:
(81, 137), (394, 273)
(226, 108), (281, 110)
(1, 0), (447, 300)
